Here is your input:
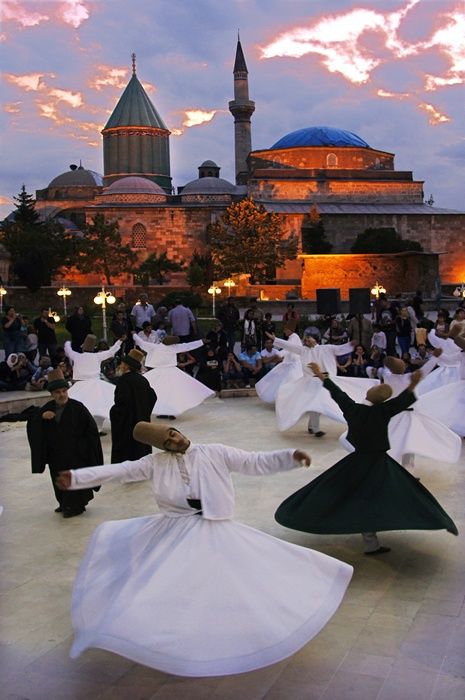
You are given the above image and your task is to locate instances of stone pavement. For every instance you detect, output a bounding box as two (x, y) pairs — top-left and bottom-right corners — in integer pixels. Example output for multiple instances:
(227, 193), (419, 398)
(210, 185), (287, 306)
(1, 394), (464, 700)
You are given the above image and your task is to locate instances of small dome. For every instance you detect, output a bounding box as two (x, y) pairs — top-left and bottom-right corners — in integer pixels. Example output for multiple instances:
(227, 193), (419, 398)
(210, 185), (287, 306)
(48, 167), (103, 188)
(200, 160), (218, 167)
(181, 177), (235, 195)
(103, 176), (166, 195)
(271, 126), (370, 150)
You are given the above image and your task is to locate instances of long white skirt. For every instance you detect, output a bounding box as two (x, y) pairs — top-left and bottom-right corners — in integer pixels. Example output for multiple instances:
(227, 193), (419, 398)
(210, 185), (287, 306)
(68, 379), (115, 420)
(339, 411), (462, 464)
(415, 381), (465, 437)
(70, 513), (353, 677)
(416, 366), (461, 395)
(144, 367), (214, 416)
(255, 362), (303, 404)
(275, 375), (378, 431)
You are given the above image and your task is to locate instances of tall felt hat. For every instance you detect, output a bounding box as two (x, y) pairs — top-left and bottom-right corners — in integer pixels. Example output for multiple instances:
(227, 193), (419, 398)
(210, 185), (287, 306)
(47, 368), (69, 392)
(81, 334), (97, 352)
(366, 384), (393, 404)
(133, 421), (172, 450)
(121, 348), (145, 370)
(453, 334), (465, 351)
(162, 335), (180, 346)
(384, 356), (406, 374)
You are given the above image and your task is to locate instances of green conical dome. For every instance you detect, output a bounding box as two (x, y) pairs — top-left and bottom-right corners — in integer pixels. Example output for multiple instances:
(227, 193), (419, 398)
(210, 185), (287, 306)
(104, 74), (168, 130)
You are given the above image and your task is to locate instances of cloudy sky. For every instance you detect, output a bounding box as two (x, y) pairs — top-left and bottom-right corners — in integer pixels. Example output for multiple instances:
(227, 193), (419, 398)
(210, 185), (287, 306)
(1, 0), (464, 218)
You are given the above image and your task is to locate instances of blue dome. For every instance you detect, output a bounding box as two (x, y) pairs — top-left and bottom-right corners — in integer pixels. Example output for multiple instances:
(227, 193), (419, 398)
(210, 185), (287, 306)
(271, 126), (369, 150)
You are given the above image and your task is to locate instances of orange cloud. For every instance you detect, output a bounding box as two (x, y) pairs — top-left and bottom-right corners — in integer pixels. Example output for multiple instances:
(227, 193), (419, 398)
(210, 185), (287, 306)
(0, 195), (11, 206)
(4, 72), (52, 91)
(418, 103), (451, 125)
(183, 109), (217, 127)
(49, 88), (83, 108)
(423, 11), (465, 91)
(4, 102), (22, 113)
(377, 89), (410, 99)
(89, 66), (129, 91)
(0, 0), (91, 29)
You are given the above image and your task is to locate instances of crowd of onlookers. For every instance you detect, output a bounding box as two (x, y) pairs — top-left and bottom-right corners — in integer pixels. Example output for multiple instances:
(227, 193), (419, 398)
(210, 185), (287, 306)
(1, 290), (464, 393)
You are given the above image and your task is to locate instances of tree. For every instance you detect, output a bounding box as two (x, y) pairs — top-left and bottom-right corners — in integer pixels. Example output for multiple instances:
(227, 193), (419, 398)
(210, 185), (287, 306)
(0, 185), (78, 291)
(75, 214), (138, 284)
(186, 250), (214, 288)
(208, 197), (297, 283)
(351, 227), (423, 254)
(134, 251), (184, 286)
(301, 204), (333, 253)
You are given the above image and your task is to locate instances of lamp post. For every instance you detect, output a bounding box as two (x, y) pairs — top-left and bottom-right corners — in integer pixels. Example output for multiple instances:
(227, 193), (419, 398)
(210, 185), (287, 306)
(93, 286), (116, 340)
(453, 283), (465, 301)
(208, 284), (221, 317)
(0, 284), (6, 314)
(370, 281), (386, 300)
(223, 278), (236, 297)
(57, 285), (72, 315)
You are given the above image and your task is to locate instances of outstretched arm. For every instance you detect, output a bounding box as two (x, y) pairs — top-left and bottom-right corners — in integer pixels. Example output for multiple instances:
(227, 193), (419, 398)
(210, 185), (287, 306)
(267, 333), (303, 355)
(55, 455), (154, 491)
(217, 444), (310, 475)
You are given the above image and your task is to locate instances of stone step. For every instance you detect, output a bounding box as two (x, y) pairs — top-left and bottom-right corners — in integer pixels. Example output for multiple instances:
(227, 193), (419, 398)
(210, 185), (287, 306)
(0, 390), (50, 417)
(219, 388), (257, 398)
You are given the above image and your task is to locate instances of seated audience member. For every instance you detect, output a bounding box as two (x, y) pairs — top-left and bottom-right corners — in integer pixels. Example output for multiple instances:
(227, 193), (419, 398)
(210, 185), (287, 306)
(54, 347), (73, 381)
(449, 307), (465, 338)
(0, 353), (32, 391)
(241, 309), (258, 350)
(366, 345), (386, 379)
(401, 351), (414, 373)
(260, 337), (283, 373)
(137, 321), (159, 344)
(433, 310), (450, 339)
(371, 323), (387, 352)
(195, 344), (222, 392)
(350, 344), (368, 377)
(29, 355), (53, 390)
(206, 321), (228, 361)
(410, 343), (431, 368)
(336, 350), (352, 376)
(323, 317), (348, 345)
(261, 312), (276, 339)
(177, 351), (197, 376)
(239, 344), (263, 387)
(222, 352), (244, 389)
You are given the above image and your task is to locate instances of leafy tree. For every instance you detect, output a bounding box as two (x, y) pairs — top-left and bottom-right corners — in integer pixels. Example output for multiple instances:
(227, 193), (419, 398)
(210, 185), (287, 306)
(76, 213), (138, 284)
(208, 197), (297, 283)
(186, 249), (214, 288)
(351, 227), (423, 253)
(134, 251), (184, 286)
(0, 185), (78, 291)
(301, 204), (333, 253)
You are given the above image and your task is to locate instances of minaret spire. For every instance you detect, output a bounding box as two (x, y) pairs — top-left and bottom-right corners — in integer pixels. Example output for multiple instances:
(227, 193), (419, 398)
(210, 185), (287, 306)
(131, 52), (136, 75)
(228, 36), (255, 185)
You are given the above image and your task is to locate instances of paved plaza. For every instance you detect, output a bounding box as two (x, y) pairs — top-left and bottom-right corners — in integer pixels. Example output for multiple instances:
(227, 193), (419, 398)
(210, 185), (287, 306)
(1, 394), (464, 700)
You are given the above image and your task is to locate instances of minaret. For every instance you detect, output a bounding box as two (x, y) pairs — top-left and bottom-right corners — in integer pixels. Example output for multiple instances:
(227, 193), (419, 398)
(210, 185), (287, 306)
(228, 35), (255, 185)
(102, 54), (172, 192)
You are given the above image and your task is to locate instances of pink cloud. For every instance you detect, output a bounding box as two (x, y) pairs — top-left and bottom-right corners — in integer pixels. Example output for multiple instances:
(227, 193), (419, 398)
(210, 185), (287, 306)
(0, 1), (49, 27)
(60, 0), (90, 28)
(0, 0), (92, 30)
(4, 102), (22, 113)
(49, 88), (83, 108)
(4, 72), (52, 91)
(89, 66), (129, 91)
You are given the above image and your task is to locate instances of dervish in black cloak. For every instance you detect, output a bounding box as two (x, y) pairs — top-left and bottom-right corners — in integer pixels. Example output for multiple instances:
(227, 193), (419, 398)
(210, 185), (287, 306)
(27, 369), (103, 518)
(275, 364), (458, 552)
(109, 349), (157, 463)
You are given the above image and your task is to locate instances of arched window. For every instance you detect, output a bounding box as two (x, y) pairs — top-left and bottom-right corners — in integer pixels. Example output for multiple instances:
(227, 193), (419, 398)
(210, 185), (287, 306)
(326, 153), (338, 167)
(131, 223), (147, 248)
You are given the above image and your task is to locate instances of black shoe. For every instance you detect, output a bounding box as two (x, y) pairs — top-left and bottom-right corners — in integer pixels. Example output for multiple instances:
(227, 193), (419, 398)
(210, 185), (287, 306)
(307, 428), (314, 434)
(54, 506), (63, 513)
(98, 431), (107, 436)
(365, 546), (391, 556)
(63, 507), (86, 519)
(314, 431), (326, 438)
(156, 415), (176, 420)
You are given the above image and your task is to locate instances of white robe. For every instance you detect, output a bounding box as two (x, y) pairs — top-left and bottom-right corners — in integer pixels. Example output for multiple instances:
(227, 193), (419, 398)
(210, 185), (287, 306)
(134, 337), (214, 416)
(272, 337), (378, 431)
(67, 445), (353, 677)
(255, 333), (303, 404)
(65, 340), (121, 420)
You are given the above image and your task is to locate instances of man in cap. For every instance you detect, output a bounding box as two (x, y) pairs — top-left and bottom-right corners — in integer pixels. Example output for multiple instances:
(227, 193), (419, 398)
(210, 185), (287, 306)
(27, 368), (103, 518)
(110, 349), (157, 463)
(275, 363), (457, 555)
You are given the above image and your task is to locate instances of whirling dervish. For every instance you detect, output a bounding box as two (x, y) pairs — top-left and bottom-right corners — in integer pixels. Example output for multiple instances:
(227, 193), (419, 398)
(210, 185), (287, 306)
(255, 324), (302, 404)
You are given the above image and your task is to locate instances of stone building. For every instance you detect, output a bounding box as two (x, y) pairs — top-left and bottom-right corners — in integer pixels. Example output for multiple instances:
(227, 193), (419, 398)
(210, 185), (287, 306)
(28, 39), (464, 292)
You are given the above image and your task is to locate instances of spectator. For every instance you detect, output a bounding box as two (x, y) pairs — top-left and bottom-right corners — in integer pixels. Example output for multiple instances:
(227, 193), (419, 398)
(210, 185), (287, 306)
(323, 317), (348, 345)
(66, 306), (92, 352)
(410, 343), (431, 368)
(110, 309), (131, 357)
(137, 321), (159, 344)
(347, 314), (372, 350)
(433, 310), (450, 339)
(449, 307), (465, 338)
(401, 351), (414, 373)
(261, 312), (276, 339)
(206, 320), (228, 361)
(377, 299), (397, 356)
(371, 323), (387, 352)
(168, 299), (197, 342)
(412, 290), (424, 321)
(0, 353), (32, 391)
(34, 308), (57, 362)
(130, 293), (155, 332)
(241, 309), (258, 350)
(260, 337), (283, 373)
(282, 303), (300, 332)
(350, 344), (368, 377)
(222, 351), (244, 389)
(196, 344), (222, 393)
(152, 305), (168, 329)
(24, 321), (38, 364)
(176, 351), (197, 376)
(217, 297), (240, 354)
(2, 306), (23, 356)
(395, 307), (412, 355)
(29, 355), (53, 391)
(336, 350), (352, 376)
(239, 344), (263, 387)
(245, 298), (264, 349)
(366, 345), (386, 380)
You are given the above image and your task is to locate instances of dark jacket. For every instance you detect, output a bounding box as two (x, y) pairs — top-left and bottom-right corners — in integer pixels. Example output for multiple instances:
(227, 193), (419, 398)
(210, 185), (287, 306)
(110, 371), (157, 462)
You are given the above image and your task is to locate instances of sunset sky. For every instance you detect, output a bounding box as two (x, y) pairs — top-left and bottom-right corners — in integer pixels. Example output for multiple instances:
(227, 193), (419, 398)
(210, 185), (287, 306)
(1, 0), (464, 219)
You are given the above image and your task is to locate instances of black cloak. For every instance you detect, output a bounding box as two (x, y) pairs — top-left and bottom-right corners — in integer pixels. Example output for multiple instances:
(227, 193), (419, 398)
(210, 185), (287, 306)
(110, 371), (157, 463)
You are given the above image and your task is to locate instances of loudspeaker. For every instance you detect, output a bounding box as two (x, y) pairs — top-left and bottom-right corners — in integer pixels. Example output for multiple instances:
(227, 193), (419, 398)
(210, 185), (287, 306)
(316, 288), (341, 316)
(349, 288), (371, 315)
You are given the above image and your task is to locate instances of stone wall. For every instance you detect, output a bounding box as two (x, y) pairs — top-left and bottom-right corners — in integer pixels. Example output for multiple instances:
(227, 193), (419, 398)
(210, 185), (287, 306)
(250, 179), (423, 202)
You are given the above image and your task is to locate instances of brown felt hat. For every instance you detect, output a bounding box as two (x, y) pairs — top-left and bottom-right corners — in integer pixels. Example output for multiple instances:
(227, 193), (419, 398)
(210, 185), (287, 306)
(162, 335), (180, 346)
(47, 368), (69, 392)
(121, 348), (145, 370)
(366, 384), (393, 404)
(81, 334), (97, 352)
(449, 324), (463, 339)
(133, 421), (172, 449)
(384, 356), (406, 374)
(453, 334), (465, 351)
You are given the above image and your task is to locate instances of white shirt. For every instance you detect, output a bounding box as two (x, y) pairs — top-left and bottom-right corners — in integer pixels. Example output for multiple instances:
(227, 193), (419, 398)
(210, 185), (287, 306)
(273, 337), (354, 376)
(131, 302), (155, 328)
(64, 340), (122, 381)
(133, 335), (203, 369)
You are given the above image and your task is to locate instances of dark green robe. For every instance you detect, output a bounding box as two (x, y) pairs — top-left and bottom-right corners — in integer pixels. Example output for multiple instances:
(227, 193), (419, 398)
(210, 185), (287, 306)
(275, 378), (458, 536)
(27, 398), (103, 511)
(110, 371), (157, 463)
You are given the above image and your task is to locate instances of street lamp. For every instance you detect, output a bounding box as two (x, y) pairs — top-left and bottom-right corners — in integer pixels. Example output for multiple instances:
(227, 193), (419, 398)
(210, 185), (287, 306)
(57, 285), (72, 315)
(0, 284), (7, 313)
(453, 283), (465, 300)
(48, 307), (60, 323)
(223, 278), (236, 297)
(370, 281), (386, 299)
(93, 286), (116, 340)
(208, 284), (221, 316)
